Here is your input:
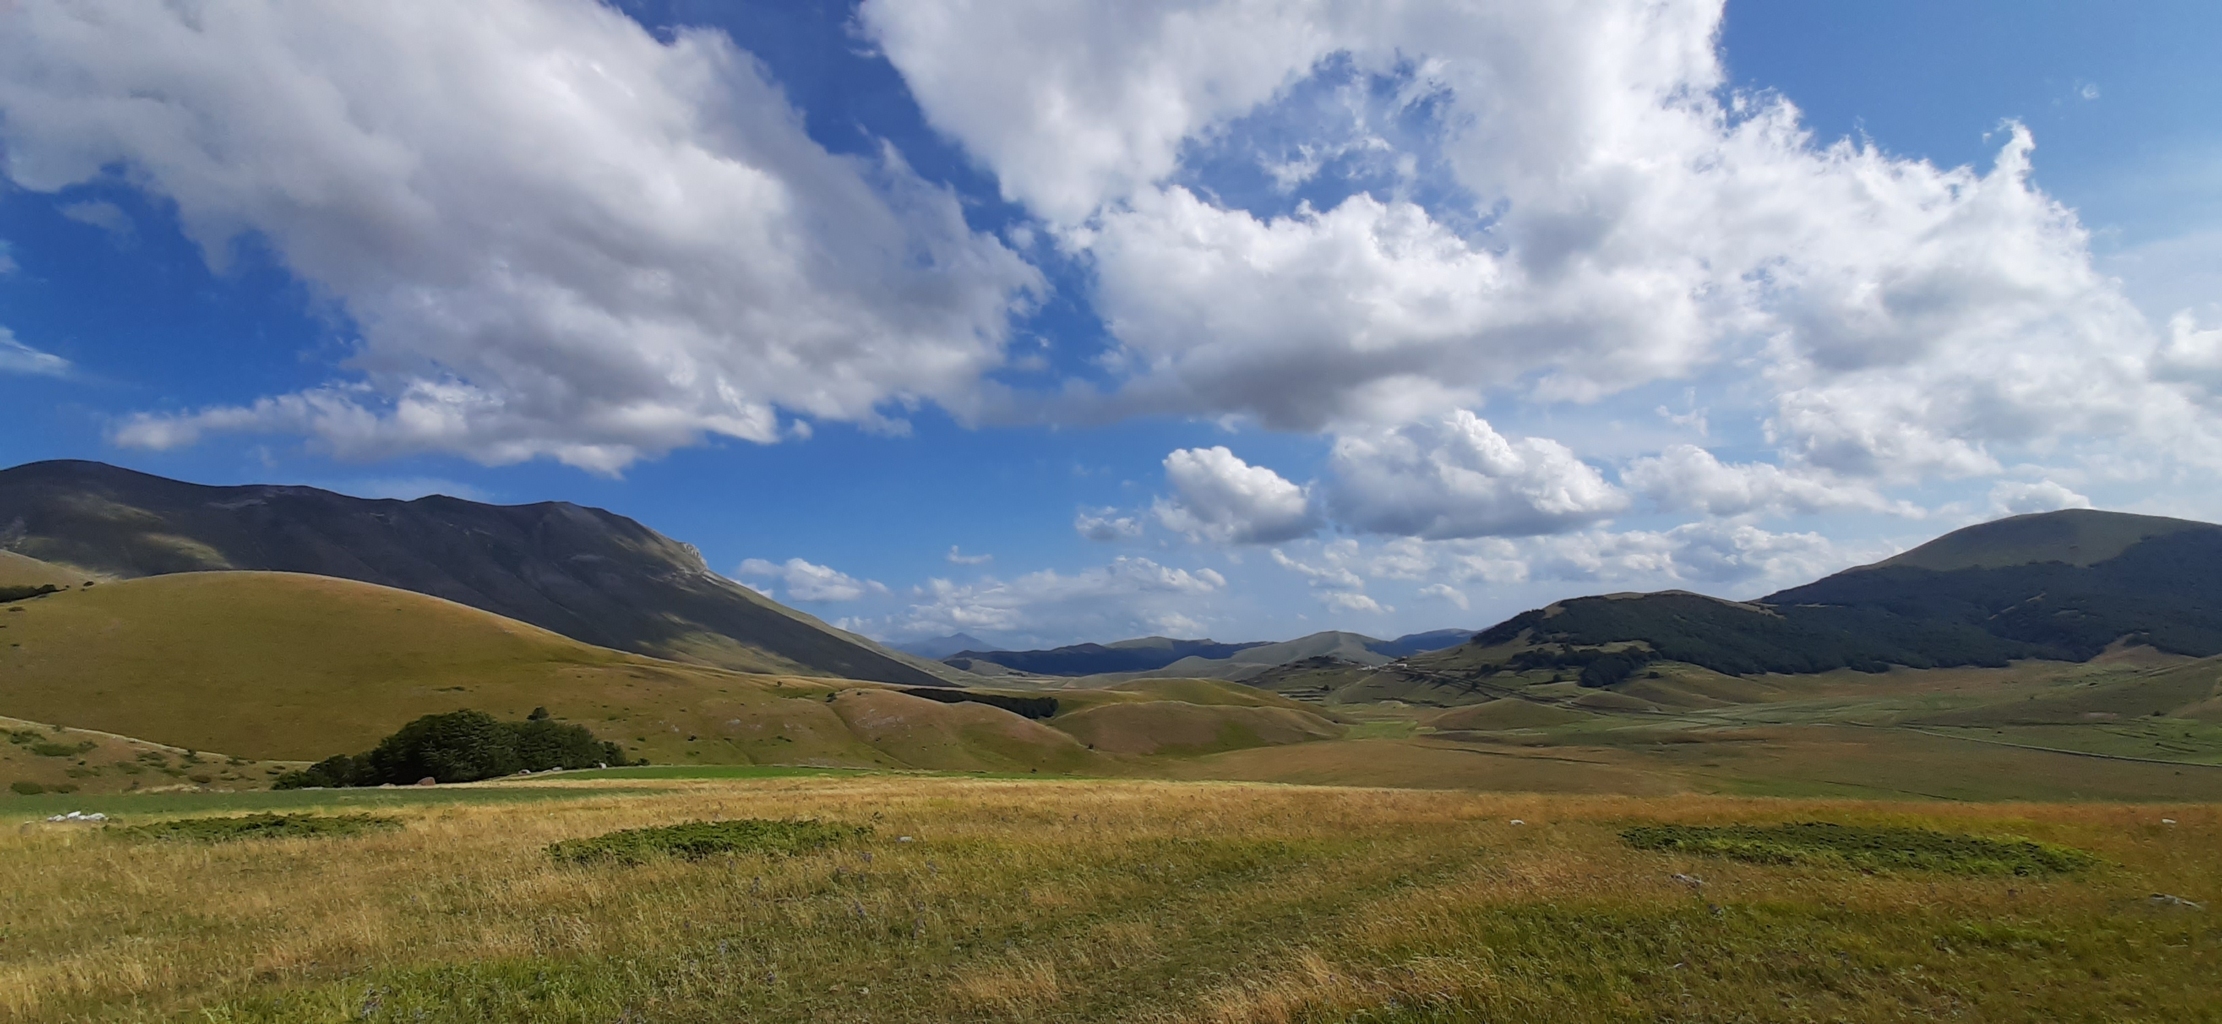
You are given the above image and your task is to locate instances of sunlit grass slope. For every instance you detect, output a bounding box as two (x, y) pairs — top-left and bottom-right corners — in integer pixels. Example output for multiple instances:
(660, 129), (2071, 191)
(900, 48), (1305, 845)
(0, 715), (290, 796)
(2, 778), (2215, 1022)
(0, 551), (90, 589)
(0, 572), (1008, 772)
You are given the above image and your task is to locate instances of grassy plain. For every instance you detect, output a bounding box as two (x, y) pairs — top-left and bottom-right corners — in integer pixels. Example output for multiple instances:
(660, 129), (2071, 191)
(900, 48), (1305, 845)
(2, 776), (2216, 1022)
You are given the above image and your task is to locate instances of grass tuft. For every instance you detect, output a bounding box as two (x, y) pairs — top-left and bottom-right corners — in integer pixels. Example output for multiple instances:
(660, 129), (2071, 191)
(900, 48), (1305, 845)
(121, 812), (402, 843)
(1621, 821), (2097, 875)
(546, 818), (867, 865)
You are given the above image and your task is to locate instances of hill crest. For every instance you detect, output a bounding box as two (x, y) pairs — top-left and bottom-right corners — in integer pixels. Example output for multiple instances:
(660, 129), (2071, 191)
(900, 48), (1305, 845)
(0, 460), (948, 685)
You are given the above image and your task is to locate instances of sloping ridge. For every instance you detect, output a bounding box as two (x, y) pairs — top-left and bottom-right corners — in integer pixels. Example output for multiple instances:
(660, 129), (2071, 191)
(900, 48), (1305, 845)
(0, 460), (944, 685)
(1457, 509), (2222, 677)
(1873, 508), (2215, 571)
(950, 636), (1272, 675)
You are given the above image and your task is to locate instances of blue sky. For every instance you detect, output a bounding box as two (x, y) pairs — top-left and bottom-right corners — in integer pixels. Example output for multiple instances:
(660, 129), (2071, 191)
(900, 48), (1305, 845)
(2, 0), (2218, 648)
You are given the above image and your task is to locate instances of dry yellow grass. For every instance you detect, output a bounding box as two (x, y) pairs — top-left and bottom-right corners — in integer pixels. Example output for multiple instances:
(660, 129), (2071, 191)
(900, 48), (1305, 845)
(2, 777), (2215, 1022)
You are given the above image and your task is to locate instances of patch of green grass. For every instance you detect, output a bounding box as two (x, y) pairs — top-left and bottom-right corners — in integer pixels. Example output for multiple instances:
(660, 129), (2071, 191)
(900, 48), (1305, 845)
(2, 784), (665, 820)
(27, 740), (95, 757)
(550, 764), (880, 781)
(121, 812), (402, 843)
(546, 818), (868, 865)
(1621, 822), (2098, 875)
(11, 780), (75, 796)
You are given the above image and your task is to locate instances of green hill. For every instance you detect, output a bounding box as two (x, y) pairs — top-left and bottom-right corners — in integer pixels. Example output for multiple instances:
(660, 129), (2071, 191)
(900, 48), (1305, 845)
(0, 460), (951, 686)
(0, 571), (1355, 786)
(1461, 509), (2222, 678)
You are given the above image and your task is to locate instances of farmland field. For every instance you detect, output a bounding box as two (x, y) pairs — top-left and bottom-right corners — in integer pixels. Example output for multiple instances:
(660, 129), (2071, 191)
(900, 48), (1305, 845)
(4, 775), (2216, 1022)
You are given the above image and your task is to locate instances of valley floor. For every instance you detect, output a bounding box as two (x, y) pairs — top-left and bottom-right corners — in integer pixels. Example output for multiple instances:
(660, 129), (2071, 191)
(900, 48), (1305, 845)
(4, 776), (2217, 1022)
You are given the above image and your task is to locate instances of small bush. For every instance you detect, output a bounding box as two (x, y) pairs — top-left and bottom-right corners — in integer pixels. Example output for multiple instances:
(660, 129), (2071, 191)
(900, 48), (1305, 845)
(123, 813), (401, 843)
(548, 818), (868, 866)
(0, 584), (60, 602)
(28, 740), (94, 758)
(10, 780), (43, 795)
(1622, 822), (2096, 876)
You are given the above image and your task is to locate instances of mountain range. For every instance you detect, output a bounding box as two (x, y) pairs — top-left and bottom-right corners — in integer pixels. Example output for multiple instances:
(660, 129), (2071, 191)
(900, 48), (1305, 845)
(5, 461), (2222, 803)
(1249, 507), (2222, 707)
(0, 460), (952, 686)
(941, 628), (1474, 678)
(1474, 508), (2222, 677)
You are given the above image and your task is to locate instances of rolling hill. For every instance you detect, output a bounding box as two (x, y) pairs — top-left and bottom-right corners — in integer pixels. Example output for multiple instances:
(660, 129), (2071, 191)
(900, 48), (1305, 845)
(0, 564), (1344, 787)
(0, 460), (950, 685)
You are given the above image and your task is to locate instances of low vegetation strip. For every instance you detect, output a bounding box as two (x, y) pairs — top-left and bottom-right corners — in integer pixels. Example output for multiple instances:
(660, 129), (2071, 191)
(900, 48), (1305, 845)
(546, 818), (868, 865)
(1621, 822), (2098, 875)
(121, 812), (401, 843)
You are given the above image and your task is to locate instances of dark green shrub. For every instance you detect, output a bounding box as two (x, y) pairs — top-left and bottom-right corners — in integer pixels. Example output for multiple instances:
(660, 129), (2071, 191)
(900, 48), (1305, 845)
(0, 584), (60, 602)
(548, 819), (868, 865)
(273, 753), (372, 790)
(274, 710), (633, 789)
(1622, 822), (2096, 876)
(9, 781), (43, 796)
(124, 813), (401, 842)
(365, 710), (518, 783)
(29, 740), (96, 757)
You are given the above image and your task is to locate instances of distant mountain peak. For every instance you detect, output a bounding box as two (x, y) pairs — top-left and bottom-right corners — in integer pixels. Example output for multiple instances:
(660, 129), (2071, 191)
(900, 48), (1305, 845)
(1871, 508), (2218, 573)
(892, 633), (993, 659)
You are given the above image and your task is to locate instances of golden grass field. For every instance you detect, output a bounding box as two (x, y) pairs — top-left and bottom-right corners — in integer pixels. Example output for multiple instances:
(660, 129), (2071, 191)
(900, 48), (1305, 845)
(3, 776), (2217, 1023)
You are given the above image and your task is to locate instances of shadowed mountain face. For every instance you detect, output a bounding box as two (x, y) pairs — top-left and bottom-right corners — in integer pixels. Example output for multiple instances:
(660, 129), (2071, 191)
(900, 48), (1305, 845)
(1462, 509), (2222, 678)
(945, 629), (1475, 679)
(950, 637), (1271, 676)
(0, 460), (946, 686)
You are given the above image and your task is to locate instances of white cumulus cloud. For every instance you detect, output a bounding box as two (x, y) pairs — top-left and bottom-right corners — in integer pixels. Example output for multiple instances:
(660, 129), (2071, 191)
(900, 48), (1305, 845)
(1325, 411), (1626, 539)
(1073, 507), (1144, 542)
(1622, 444), (1914, 518)
(867, 0), (2192, 490)
(1416, 583), (1469, 610)
(1988, 479), (2093, 517)
(0, 0), (1037, 472)
(1155, 446), (1318, 543)
(736, 557), (889, 603)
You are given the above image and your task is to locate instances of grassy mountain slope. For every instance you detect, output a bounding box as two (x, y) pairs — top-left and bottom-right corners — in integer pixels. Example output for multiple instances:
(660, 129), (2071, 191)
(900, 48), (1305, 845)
(0, 572), (1111, 774)
(0, 460), (948, 685)
(1136, 631), (1394, 681)
(0, 571), (1353, 785)
(1368, 628), (1476, 657)
(1461, 510), (2222, 679)
(0, 551), (90, 589)
(0, 714), (292, 795)
(1876, 507), (2214, 571)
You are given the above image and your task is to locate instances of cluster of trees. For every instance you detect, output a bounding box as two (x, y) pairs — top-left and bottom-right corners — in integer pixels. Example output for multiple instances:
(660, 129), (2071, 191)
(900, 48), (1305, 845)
(275, 709), (637, 789)
(1498, 645), (1658, 688)
(895, 687), (1058, 719)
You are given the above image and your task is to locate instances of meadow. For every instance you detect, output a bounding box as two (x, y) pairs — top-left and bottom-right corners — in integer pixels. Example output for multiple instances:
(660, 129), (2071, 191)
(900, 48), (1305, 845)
(3, 774), (2216, 1023)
